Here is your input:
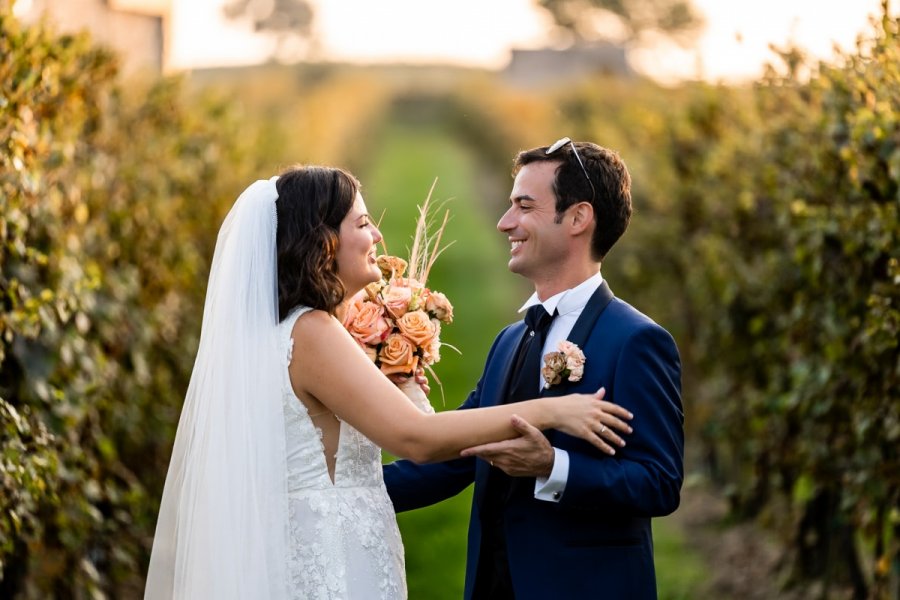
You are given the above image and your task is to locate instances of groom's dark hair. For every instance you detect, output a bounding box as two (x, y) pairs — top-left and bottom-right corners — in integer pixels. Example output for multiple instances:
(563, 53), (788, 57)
(275, 165), (359, 320)
(514, 141), (632, 261)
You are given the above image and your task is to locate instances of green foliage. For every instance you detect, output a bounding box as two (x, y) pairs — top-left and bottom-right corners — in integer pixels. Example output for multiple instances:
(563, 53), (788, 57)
(4, 1), (898, 596)
(0, 8), (265, 595)
(652, 517), (708, 599)
(560, 9), (900, 597)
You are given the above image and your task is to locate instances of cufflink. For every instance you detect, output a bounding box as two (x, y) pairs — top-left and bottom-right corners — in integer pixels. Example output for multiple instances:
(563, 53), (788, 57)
(552, 491), (561, 500)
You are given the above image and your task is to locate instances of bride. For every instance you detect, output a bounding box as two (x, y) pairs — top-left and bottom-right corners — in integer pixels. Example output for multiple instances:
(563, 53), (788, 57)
(144, 166), (632, 599)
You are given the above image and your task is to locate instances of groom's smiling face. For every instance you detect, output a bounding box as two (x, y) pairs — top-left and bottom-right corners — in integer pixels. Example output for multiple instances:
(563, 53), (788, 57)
(498, 161), (569, 283)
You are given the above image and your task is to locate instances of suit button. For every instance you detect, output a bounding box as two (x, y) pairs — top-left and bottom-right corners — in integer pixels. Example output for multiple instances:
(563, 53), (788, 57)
(552, 491), (561, 500)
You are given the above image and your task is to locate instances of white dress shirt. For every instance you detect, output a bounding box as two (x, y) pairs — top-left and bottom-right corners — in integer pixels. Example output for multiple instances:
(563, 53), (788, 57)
(517, 271), (604, 503)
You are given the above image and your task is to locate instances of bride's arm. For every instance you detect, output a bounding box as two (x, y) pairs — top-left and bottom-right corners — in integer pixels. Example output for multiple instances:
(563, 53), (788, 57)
(290, 311), (629, 463)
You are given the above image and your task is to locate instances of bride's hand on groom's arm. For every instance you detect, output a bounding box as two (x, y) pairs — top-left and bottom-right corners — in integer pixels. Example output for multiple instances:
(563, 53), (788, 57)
(460, 390), (635, 473)
(551, 389), (633, 454)
(387, 368), (430, 395)
(459, 415), (555, 477)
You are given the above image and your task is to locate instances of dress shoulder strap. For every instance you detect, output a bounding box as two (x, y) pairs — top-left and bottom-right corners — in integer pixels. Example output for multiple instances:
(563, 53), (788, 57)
(280, 305), (315, 367)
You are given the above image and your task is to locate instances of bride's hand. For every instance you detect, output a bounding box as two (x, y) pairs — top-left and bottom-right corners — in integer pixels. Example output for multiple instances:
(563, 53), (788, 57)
(548, 388), (633, 455)
(387, 367), (430, 395)
(389, 371), (434, 414)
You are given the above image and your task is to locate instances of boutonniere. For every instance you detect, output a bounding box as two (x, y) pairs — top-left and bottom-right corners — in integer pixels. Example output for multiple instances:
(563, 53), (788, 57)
(541, 341), (586, 388)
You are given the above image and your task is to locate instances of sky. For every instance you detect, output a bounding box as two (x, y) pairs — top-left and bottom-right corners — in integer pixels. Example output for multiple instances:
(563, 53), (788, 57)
(169, 0), (892, 83)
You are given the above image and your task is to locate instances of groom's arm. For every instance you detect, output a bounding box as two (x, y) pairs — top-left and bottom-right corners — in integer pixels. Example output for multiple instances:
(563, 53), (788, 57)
(382, 396), (477, 512)
(560, 323), (684, 516)
(383, 326), (512, 512)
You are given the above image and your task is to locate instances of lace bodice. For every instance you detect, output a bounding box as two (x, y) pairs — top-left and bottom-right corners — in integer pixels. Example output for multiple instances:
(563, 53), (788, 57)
(279, 306), (406, 600)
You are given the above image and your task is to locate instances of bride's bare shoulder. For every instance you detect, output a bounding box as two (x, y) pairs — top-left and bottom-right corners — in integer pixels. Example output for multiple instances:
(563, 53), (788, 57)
(290, 308), (343, 343)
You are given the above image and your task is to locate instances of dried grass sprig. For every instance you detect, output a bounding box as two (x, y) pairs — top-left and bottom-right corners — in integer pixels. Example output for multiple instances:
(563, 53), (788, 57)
(407, 178), (455, 284)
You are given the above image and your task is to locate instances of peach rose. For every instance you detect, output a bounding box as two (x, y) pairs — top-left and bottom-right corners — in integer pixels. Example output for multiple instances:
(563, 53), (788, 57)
(558, 340), (585, 382)
(377, 255), (408, 279)
(379, 333), (419, 376)
(422, 335), (441, 365)
(424, 290), (454, 323)
(382, 285), (412, 319)
(341, 291), (365, 328)
(346, 300), (390, 345)
(568, 363), (584, 381)
(397, 310), (437, 347)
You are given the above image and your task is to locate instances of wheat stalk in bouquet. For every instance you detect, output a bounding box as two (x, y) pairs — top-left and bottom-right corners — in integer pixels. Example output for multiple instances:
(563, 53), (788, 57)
(342, 179), (458, 408)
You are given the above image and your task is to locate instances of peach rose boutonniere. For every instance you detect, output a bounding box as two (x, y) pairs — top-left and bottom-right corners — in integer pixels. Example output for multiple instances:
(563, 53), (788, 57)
(541, 340), (586, 388)
(340, 180), (459, 412)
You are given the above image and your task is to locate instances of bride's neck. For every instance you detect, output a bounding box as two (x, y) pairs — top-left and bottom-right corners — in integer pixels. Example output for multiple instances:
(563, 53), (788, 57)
(334, 300), (349, 323)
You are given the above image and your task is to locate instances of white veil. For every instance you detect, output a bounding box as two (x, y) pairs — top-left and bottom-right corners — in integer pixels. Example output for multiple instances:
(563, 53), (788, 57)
(145, 177), (289, 599)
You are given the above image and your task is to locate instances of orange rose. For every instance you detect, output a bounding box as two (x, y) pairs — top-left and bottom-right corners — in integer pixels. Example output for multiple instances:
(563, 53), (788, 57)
(379, 333), (419, 376)
(397, 310), (437, 347)
(341, 291), (365, 328)
(424, 290), (453, 323)
(382, 285), (412, 319)
(346, 300), (390, 345)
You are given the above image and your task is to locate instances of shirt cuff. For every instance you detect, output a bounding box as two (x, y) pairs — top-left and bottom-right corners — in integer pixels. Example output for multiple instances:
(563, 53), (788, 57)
(533, 448), (569, 503)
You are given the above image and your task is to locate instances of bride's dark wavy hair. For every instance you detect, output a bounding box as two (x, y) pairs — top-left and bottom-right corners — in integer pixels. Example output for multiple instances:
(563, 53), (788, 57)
(275, 165), (359, 320)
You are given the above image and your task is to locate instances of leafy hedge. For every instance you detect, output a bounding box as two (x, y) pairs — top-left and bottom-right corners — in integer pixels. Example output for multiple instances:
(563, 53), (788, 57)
(577, 12), (899, 598)
(674, 17), (896, 598)
(0, 9), (264, 595)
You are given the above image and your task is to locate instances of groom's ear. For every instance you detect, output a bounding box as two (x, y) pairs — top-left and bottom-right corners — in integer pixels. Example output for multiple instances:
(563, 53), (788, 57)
(568, 202), (594, 236)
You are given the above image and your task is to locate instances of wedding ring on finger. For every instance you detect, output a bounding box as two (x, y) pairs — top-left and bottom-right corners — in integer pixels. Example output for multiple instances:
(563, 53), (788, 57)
(599, 425), (607, 434)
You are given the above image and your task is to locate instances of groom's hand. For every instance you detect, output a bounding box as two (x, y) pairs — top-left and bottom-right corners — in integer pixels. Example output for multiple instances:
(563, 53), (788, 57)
(460, 415), (554, 477)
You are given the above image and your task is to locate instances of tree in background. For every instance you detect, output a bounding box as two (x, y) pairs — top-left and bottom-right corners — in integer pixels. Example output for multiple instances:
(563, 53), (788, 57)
(536, 0), (704, 46)
(222, 0), (317, 60)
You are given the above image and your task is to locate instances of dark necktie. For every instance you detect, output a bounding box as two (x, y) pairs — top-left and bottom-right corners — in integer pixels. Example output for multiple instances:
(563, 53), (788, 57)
(473, 304), (557, 599)
(506, 304), (555, 404)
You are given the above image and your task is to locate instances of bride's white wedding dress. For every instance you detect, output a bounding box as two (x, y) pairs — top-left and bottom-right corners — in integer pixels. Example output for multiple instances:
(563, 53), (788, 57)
(280, 306), (407, 600)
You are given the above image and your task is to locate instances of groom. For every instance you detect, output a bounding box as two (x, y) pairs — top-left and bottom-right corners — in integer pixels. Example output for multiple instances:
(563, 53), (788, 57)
(384, 139), (684, 599)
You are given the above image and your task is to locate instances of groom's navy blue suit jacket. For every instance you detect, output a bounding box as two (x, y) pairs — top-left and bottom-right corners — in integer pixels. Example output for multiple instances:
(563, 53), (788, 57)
(384, 282), (684, 599)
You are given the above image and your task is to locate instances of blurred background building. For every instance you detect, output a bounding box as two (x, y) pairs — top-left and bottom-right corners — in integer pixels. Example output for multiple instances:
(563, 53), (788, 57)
(14, 0), (171, 74)
(503, 41), (633, 87)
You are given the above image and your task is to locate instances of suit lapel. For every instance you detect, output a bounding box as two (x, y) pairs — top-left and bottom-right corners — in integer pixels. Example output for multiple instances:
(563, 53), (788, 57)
(541, 280), (615, 398)
(489, 321), (528, 407)
(563, 280), (614, 348)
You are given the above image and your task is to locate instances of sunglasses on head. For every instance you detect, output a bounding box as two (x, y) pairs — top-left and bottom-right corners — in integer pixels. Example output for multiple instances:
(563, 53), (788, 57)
(546, 137), (596, 203)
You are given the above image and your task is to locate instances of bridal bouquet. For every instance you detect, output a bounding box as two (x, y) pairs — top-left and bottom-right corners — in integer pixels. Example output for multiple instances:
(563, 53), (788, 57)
(342, 181), (456, 391)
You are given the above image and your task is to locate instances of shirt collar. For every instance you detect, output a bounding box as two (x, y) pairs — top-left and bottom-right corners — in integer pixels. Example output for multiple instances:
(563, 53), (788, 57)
(518, 271), (604, 316)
